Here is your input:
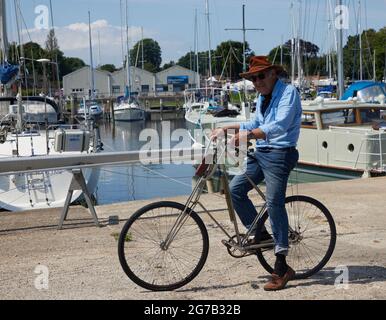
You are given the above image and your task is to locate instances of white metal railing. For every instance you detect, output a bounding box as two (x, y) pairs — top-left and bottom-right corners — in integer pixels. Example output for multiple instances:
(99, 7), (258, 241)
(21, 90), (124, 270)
(0, 148), (206, 176)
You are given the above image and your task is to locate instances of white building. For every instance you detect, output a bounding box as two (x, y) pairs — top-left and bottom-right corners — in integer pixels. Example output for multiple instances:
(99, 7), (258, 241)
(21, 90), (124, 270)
(155, 65), (199, 94)
(111, 67), (155, 96)
(63, 65), (200, 98)
(62, 66), (111, 98)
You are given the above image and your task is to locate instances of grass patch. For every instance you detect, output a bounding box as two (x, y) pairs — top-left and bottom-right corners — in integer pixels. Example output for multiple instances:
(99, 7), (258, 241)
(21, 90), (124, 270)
(111, 232), (132, 242)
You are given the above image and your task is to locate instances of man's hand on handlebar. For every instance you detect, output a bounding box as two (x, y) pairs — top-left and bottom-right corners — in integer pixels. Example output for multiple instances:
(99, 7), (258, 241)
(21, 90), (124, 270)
(229, 131), (249, 148)
(210, 128), (225, 141)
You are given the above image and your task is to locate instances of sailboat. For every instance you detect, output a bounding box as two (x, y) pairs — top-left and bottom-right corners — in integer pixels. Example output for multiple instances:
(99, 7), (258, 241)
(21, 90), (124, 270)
(113, 0), (145, 122)
(78, 11), (104, 121)
(185, 2), (254, 140)
(0, 2), (102, 211)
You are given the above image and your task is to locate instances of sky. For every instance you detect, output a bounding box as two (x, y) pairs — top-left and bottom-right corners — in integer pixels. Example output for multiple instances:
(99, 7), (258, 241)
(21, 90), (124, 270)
(6, 0), (386, 69)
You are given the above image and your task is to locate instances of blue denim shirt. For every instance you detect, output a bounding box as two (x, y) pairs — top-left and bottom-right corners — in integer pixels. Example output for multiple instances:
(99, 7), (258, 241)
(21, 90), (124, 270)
(240, 79), (302, 148)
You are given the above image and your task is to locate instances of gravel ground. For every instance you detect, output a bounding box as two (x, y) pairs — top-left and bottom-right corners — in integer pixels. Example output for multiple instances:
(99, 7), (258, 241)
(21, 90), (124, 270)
(0, 177), (385, 300)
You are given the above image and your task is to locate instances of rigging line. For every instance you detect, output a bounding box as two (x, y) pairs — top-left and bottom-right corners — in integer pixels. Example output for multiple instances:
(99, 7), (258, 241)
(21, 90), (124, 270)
(311, 1), (327, 42)
(100, 168), (194, 180)
(139, 164), (227, 201)
(306, 0), (312, 42)
(302, 0), (308, 41)
(0, 184), (30, 195)
(272, 46), (280, 65)
(139, 164), (193, 189)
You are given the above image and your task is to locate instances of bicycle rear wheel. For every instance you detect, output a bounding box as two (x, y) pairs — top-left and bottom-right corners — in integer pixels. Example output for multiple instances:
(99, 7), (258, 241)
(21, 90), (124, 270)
(255, 195), (336, 279)
(118, 201), (209, 291)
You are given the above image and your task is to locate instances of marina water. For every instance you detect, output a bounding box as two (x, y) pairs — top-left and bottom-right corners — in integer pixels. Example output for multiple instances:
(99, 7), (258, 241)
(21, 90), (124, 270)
(96, 119), (347, 206)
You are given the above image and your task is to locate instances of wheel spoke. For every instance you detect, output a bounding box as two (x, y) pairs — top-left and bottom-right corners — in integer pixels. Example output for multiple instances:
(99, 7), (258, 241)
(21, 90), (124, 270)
(257, 196), (336, 279)
(118, 203), (209, 291)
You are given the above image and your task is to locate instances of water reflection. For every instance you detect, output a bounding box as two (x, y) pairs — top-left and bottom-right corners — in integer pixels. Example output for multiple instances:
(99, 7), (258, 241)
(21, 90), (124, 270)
(96, 120), (195, 205)
(96, 119), (342, 205)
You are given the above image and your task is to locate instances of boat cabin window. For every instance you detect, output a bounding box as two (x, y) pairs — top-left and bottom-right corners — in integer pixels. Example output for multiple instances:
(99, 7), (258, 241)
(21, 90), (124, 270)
(10, 105), (26, 114)
(360, 108), (385, 124)
(321, 108), (356, 129)
(357, 86), (385, 103)
(301, 112), (317, 129)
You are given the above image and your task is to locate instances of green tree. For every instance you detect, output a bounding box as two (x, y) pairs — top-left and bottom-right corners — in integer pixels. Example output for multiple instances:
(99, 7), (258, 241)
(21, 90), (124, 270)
(268, 39), (323, 78)
(98, 64), (117, 73)
(214, 40), (254, 81)
(130, 38), (162, 72)
(162, 60), (175, 70)
(343, 28), (386, 81)
(60, 57), (86, 76)
(45, 29), (59, 58)
(177, 50), (221, 79)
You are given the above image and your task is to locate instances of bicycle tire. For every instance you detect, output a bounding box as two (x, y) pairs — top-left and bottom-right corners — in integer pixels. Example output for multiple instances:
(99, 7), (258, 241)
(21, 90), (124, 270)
(255, 195), (336, 280)
(118, 201), (209, 291)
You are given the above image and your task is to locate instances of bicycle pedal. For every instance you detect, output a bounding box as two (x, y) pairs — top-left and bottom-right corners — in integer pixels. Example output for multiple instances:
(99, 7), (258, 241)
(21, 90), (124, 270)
(221, 239), (234, 249)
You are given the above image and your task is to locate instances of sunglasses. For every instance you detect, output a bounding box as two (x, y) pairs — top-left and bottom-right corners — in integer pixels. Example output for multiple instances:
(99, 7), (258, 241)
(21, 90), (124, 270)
(250, 73), (266, 82)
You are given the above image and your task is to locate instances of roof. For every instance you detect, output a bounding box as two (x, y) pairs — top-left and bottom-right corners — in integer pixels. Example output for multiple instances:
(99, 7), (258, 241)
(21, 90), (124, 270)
(63, 66), (111, 79)
(302, 99), (386, 112)
(342, 81), (386, 100)
(157, 65), (196, 75)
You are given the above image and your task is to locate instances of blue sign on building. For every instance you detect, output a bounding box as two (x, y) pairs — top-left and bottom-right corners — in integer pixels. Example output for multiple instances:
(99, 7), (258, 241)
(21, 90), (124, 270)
(167, 76), (189, 85)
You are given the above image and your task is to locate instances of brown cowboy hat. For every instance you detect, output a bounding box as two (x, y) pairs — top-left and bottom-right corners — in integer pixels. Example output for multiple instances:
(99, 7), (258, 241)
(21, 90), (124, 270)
(240, 56), (285, 79)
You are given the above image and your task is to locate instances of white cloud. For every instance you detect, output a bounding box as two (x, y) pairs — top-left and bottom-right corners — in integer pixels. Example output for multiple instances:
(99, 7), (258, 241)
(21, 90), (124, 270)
(20, 20), (156, 66)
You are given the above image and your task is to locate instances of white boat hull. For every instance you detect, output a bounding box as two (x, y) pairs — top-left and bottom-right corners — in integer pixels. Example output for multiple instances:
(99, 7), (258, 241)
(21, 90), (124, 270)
(114, 108), (145, 121)
(0, 129), (100, 212)
(0, 168), (100, 212)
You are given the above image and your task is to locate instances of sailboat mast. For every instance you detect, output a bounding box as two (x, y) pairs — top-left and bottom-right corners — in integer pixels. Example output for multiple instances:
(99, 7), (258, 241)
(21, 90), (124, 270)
(224, 5), (264, 76)
(290, 2), (296, 85)
(384, 45), (386, 83)
(88, 11), (95, 100)
(358, 0), (363, 80)
(49, 0), (62, 113)
(205, 0), (212, 82)
(296, 0), (304, 89)
(141, 27), (144, 70)
(373, 49), (376, 81)
(0, 0), (9, 62)
(194, 9), (200, 88)
(125, 0), (131, 100)
(337, 0), (344, 99)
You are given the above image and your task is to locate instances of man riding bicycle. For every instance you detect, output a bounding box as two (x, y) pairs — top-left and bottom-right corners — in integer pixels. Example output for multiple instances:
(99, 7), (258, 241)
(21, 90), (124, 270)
(211, 56), (302, 291)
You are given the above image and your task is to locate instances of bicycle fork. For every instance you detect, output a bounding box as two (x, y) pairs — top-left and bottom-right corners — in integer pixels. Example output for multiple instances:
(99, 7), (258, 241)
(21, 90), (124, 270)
(161, 176), (207, 250)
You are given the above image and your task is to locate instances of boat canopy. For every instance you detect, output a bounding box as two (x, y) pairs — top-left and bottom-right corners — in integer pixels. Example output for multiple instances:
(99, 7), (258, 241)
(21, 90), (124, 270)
(342, 81), (386, 102)
(0, 62), (19, 85)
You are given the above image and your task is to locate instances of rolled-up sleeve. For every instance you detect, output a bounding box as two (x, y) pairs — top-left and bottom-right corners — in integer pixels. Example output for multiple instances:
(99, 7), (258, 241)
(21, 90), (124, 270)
(239, 97), (261, 131)
(259, 87), (299, 142)
(240, 116), (260, 131)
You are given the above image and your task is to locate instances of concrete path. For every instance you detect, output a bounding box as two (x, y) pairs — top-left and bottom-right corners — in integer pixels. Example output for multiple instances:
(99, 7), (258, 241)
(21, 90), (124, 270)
(0, 177), (385, 300)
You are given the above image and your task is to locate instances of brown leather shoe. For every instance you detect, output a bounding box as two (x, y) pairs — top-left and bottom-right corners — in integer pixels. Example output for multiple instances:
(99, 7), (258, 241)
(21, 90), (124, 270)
(263, 267), (296, 291)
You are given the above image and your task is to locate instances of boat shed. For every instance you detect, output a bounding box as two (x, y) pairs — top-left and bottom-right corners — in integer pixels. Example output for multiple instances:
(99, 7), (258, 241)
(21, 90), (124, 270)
(155, 65), (199, 94)
(110, 67), (155, 97)
(63, 67), (112, 99)
(63, 65), (200, 99)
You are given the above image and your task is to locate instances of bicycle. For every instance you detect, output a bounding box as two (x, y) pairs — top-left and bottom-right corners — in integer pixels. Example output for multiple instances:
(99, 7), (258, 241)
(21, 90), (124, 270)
(118, 138), (337, 291)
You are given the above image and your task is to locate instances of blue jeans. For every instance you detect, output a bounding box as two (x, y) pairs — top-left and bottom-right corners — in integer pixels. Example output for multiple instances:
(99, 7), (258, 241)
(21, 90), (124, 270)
(229, 148), (299, 255)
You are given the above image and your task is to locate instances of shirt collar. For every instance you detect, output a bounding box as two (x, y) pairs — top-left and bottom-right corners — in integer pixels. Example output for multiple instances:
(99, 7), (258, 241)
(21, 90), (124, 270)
(271, 79), (283, 99)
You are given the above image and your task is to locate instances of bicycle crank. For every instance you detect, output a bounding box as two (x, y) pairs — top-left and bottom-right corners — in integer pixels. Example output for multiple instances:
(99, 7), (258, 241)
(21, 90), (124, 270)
(221, 235), (255, 258)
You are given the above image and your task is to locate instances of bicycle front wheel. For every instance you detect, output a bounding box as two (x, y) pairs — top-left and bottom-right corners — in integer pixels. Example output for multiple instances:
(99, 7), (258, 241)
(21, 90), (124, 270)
(118, 201), (209, 291)
(255, 195), (336, 279)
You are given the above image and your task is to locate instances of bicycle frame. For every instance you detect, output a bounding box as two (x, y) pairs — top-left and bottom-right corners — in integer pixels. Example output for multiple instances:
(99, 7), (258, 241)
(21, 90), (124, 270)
(163, 158), (272, 253)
